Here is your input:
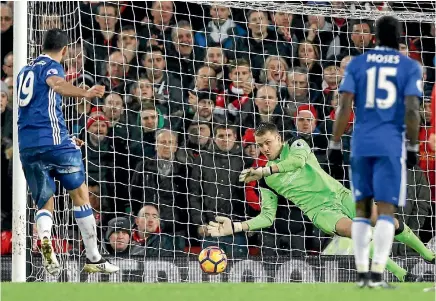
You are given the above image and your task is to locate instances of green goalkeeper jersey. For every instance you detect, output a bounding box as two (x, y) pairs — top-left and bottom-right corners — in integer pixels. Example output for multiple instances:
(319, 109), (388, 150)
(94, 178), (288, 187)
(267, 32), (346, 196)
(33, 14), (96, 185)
(246, 138), (350, 230)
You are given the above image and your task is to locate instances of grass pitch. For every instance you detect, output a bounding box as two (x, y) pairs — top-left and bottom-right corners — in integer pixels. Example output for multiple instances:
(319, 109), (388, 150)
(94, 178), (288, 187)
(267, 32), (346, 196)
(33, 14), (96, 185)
(1, 283), (435, 301)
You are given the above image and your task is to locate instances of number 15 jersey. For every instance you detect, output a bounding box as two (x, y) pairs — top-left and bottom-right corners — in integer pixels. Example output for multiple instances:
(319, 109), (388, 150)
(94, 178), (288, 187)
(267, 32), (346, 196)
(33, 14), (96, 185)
(17, 54), (69, 152)
(339, 46), (423, 157)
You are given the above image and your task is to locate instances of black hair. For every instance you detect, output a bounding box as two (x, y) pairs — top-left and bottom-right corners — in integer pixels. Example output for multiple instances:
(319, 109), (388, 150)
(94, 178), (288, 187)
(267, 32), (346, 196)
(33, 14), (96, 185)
(376, 16), (401, 49)
(42, 28), (68, 52)
(213, 124), (236, 137)
(255, 122), (278, 136)
(142, 45), (164, 62)
(196, 90), (217, 103)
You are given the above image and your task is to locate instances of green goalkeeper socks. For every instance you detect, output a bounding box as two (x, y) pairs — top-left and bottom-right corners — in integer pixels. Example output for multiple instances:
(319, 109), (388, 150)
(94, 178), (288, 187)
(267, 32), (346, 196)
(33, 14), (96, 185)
(394, 223), (435, 261)
(369, 243), (408, 281)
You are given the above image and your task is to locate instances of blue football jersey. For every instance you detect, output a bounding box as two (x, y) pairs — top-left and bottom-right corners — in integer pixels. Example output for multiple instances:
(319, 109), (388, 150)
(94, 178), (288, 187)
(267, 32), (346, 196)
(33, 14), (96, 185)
(339, 46), (423, 157)
(17, 54), (70, 151)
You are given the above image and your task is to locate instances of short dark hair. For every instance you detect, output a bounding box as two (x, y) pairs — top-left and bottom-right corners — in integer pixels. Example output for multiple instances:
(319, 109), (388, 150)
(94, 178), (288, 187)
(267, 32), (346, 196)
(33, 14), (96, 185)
(213, 124), (236, 137)
(140, 102), (157, 112)
(142, 45), (164, 63)
(255, 122), (278, 136)
(42, 28), (68, 52)
(196, 90), (217, 103)
(376, 16), (401, 49)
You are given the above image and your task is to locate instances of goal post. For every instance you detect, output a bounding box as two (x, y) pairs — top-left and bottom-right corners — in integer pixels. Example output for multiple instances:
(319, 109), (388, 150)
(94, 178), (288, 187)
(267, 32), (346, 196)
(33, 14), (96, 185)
(12, 0), (28, 283)
(8, 1), (436, 283)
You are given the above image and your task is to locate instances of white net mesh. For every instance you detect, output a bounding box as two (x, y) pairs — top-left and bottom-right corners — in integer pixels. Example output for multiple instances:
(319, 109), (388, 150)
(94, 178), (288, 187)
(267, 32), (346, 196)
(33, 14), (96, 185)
(5, 1), (435, 282)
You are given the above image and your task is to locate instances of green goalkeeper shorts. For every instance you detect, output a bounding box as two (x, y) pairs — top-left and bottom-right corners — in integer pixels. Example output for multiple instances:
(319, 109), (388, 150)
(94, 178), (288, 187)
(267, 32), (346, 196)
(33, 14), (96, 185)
(308, 189), (356, 235)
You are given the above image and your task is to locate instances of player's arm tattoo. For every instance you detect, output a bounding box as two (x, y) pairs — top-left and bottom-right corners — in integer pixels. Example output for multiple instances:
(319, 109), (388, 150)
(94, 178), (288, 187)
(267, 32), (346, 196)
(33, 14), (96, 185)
(332, 92), (354, 142)
(404, 95), (420, 145)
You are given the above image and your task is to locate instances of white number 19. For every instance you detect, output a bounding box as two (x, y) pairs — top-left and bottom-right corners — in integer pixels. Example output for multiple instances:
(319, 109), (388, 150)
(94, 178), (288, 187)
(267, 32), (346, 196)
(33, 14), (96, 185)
(17, 71), (35, 107)
(365, 66), (397, 109)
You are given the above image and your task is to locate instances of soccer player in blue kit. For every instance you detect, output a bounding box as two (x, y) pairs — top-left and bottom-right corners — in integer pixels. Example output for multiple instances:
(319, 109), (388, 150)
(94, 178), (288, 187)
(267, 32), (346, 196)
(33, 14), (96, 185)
(17, 29), (119, 275)
(331, 16), (427, 288)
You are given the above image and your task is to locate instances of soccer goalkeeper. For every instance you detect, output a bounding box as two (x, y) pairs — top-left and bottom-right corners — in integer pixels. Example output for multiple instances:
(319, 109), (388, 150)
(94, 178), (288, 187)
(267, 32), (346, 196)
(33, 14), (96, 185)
(207, 122), (435, 282)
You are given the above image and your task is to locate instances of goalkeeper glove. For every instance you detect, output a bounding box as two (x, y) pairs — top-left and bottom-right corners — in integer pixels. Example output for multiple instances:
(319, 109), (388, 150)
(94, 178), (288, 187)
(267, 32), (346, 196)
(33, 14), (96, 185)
(207, 216), (243, 237)
(406, 142), (419, 169)
(239, 167), (272, 183)
(328, 140), (343, 166)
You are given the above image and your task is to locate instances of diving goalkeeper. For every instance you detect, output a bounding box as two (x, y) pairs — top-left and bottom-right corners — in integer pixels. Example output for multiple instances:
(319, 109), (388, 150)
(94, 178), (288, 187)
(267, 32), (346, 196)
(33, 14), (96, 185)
(207, 122), (435, 282)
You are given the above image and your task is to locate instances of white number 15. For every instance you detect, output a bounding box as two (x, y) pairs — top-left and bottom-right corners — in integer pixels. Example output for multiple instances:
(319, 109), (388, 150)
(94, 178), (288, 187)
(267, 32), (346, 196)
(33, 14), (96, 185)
(365, 66), (397, 109)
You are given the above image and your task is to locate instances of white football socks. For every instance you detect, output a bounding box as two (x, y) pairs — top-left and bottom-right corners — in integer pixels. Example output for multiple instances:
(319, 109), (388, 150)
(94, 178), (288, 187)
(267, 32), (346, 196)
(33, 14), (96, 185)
(36, 209), (53, 240)
(352, 217), (372, 273)
(371, 215), (395, 274)
(74, 204), (102, 262)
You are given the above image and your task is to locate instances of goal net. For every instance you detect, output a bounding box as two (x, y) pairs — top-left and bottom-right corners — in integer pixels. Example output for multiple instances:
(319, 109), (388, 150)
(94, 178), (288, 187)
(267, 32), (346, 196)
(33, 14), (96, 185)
(4, 0), (436, 283)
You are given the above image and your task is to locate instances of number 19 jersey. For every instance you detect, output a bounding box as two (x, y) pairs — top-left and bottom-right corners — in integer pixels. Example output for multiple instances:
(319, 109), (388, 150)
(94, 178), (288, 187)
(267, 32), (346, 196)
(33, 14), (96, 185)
(17, 54), (69, 152)
(339, 46), (423, 157)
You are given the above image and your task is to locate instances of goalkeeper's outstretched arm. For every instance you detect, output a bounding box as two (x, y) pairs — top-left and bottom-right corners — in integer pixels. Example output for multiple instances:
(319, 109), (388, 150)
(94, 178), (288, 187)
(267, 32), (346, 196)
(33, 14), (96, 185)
(207, 186), (279, 236)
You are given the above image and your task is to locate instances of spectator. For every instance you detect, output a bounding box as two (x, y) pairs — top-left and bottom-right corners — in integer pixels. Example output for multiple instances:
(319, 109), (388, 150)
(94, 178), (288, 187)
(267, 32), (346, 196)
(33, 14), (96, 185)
(131, 130), (188, 234)
(132, 205), (185, 256)
(195, 5), (246, 49)
(3, 76), (12, 103)
(40, 12), (61, 30)
(215, 58), (255, 120)
(204, 46), (229, 87)
(295, 40), (323, 89)
(2, 52), (12, 80)
(339, 55), (353, 76)
(86, 3), (119, 75)
(231, 10), (293, 80)
(88, 181), (111, 228)
(64, 45), (85, 82)
(269, 11), (298, 58)
(116, 25), (141, 78)
(282, 67), (321, 118)
(259, 55), (289, 90)
(105, 217), (141, 255)
(166, 20), (203, 87)
(176, 121), (212, 167)
(320, 61), (342, 118)
(130, 103), (167, 161)
(190, 125), (248, 256)
(191, 65), (218, 92)
(64, 78), (93, 136)
(305, 12), (334, 60)
(419, 97), (435, 202)
(393, 168), (432, 256)
(139, 1), (174, 49)
(140, 46), (184, 113)
(412, 23), (435, 83)
(1, 81), (12, 225)
(239, 85), (294, 140)
(294, 104), (328, 165)
(325, 2), (352, 61)
(399, 36), (409, 56)
(1, 3), (13, 72)
(99, 51), (130, 94)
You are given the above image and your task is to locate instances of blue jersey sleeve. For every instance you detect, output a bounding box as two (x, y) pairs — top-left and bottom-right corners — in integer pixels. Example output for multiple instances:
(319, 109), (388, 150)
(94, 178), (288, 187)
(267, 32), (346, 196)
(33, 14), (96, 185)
(339, 59), (356, 94)
(42, 62), (65, 82)
(403, 60), (423, 97)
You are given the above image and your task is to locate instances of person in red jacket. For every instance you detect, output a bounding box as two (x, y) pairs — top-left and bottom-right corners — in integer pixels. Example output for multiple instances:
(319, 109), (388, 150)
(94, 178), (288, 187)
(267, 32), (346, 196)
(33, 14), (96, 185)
(242, 128), (268, 212)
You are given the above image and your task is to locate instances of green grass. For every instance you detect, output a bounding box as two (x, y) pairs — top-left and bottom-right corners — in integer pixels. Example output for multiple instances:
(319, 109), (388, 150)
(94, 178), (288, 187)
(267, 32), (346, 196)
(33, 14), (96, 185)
(1, 283), (435, 301)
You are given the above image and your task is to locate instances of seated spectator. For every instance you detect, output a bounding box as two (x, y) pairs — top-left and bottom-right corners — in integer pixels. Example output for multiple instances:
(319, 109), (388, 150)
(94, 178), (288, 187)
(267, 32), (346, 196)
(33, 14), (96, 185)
(131, 130), (188, 234)
(191, 65), (218, 92)
(139, 1), (174, 49)
(88, 181), (111, 228)
(132, 205), (185, 256)
(325, 3), (352, 60)
(3, 76), (12, 104)
(339, 55), (353, 76)
(399, 36), (409, 56)
(204, 46), (229, 88)
(64, 77), (93, 136)
(1, 4), (13, 68)
(64, 44), (86, 82)
(231, 10), (293, 80)
(412, 23), (435, 83)
(2, 52), (12, 80)
(282, 67), (321, 117)
(105, 217), (140, 255)
(130, 103), (167, 162)
(140, 46), (183, 113)
(259, 55), (289, 90)
(419, 97), (435, 202)
(176, 121), (212, 167)
(305, 12), (334, 60)
(190, 125), (248, 257)
(1, 81), (12, 224)
(239, 85), (294, 140)
(215, 58), (256, 120)
(165, 20), (203, 87)
(320, 61), (342, 119)
(268, 11), (298, 58)
(294, 104), (328, 165)
(295, 40), (323, 89)
(116, 25), (140, 78)
(195, 5), (246, 49)
(98, 51), (131, 94)
(393, 167), (432, 256)
(86, 3), (119, 75)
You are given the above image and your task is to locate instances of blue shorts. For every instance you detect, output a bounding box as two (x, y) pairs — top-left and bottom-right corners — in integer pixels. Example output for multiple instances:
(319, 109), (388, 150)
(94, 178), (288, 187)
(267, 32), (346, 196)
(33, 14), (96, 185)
(20, 140), (85, 209)
(349, 156), (407, 207)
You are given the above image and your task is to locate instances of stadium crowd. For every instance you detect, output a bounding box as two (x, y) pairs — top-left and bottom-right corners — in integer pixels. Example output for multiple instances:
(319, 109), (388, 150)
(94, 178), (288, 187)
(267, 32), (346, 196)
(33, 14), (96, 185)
(0, 1), (435, 257)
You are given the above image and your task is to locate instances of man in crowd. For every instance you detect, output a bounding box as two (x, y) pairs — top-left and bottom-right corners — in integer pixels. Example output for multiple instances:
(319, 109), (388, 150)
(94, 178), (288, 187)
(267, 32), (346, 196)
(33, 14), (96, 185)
(176, 121), (212, 168)
(99, 51), (130, 94)
(2, 52), (12, 80)
(139, 1), (174, 49)
(1, 3), (13, 72)
(204, 46), (229, 88)
(116, 25), (140, 78)
(1, 81), (12, 227)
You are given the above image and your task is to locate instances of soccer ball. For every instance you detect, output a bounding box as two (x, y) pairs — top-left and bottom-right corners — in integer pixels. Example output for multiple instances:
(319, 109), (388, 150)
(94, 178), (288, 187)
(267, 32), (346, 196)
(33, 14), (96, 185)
(198, 246), (227, 274)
